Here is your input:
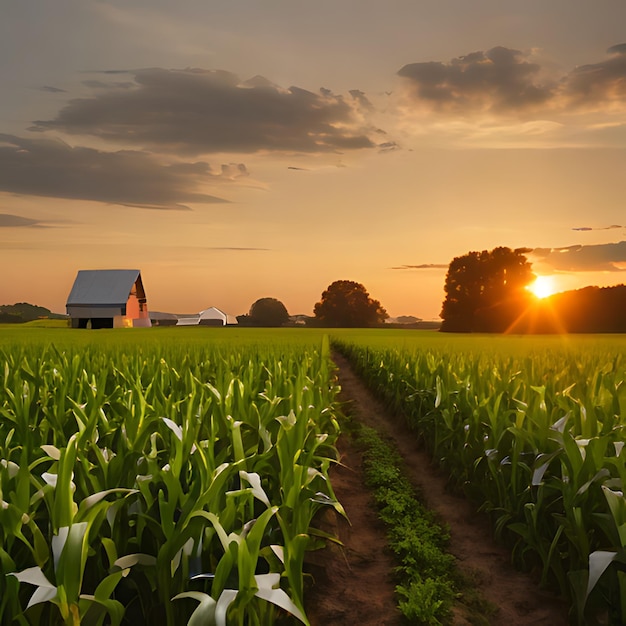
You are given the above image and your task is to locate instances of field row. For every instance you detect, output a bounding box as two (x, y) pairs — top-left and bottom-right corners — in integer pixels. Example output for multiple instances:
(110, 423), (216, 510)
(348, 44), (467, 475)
(334, 333), (626, 625)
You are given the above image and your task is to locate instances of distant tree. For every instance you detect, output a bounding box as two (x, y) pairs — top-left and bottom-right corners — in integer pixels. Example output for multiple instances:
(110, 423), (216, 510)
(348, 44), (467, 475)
(236, 314), (252, 326)
(0, 312), (21, 323)
(396, 315), (422, 324)
(512, 284), (626, 334)
(0, 302), (63, 322)
(440, 247), (534, 332)
(248, 297), (290, 327)
(314, 280), (388, 327)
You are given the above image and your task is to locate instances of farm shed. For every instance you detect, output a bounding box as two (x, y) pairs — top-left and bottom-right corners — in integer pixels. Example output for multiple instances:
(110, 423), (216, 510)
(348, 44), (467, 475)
(66, 269), (152, 329)
(199, 307), (231, 326)
(176, 307), (238, 326)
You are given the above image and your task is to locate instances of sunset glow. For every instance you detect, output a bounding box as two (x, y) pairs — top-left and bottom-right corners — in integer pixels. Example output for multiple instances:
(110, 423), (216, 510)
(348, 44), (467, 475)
(1, 3), (625, 319)
(528, 276), (557, 299)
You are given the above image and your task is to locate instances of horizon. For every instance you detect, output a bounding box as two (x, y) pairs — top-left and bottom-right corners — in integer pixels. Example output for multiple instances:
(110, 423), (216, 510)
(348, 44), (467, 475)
(2, 1), (626, 319)
(4, 277), (626, 325)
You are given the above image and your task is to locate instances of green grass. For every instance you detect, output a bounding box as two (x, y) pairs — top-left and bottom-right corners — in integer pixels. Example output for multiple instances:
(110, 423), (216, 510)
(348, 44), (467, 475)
(350, 422), (459, 625)
(21, 319), (71, 328)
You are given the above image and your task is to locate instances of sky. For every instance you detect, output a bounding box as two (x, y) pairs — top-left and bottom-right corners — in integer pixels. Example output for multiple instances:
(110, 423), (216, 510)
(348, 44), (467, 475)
(1, 0), (626, 320)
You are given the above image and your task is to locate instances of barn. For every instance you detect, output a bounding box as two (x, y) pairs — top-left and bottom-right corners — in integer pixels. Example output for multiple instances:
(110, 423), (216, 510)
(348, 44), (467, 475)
(66, 269), (152, 329)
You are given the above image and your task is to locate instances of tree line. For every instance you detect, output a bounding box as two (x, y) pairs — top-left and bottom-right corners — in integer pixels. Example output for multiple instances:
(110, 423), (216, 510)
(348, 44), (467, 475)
(0, 303), (66, 324)
(5, 250), (623, 331)
(237, 281), (388, 328)
(239, 247), (625, 333)
(439, 246), (626, 333)
(510, 284), (626, 334)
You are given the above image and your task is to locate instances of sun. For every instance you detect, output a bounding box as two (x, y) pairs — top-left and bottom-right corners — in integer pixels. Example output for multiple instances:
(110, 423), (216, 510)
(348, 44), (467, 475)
(528, 275), (557, 299)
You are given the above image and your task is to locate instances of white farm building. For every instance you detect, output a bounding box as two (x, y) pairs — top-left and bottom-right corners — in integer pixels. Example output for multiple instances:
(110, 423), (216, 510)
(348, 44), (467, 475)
(176, 307), (237, 326)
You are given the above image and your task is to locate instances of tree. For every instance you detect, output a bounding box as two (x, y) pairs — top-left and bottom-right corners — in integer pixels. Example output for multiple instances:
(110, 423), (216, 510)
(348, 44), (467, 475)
(512, 284), (626, 334)
(247, 297), (290, 327)
(313, 280), (388, 327)
(440, 247), (534, 332)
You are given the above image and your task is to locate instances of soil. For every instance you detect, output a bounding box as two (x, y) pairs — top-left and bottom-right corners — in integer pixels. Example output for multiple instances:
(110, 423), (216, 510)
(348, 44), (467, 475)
(304, 351), (570, 626)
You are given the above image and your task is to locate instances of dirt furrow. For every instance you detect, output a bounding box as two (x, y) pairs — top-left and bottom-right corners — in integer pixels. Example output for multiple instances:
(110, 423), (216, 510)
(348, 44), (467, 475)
(305, 352), (569, 626)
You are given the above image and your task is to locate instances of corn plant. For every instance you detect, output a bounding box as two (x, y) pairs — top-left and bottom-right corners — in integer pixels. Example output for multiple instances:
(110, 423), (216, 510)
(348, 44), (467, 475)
(0, 330), (344, 625)
(334, 333), (626, 625)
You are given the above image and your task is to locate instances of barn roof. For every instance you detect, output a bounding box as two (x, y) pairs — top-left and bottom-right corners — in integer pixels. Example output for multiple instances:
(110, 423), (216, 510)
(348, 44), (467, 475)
(199, 306), (227, 319)
(66, 269), (142, 306)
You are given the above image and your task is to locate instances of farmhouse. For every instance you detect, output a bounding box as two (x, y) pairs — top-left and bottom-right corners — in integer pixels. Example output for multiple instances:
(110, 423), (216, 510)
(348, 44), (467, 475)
(66, 269), (152, 329)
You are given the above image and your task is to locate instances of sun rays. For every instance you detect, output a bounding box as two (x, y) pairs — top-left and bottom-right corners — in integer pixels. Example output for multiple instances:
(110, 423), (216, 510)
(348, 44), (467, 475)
(528, 275), (558, 299)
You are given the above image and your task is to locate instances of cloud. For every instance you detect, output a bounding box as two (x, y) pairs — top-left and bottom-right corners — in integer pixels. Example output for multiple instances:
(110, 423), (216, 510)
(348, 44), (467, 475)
(41, 86), (66, 94)
(81, 80), (134, 90)
(217, 163), (249, 180)
(0, 213), (45, 228)
(531, 241), (626, 272)
(378, 141), (399, 152)
(349, 89), (374, 110)
(391, 263), (448, 270)
(397, 46), (555, 115)
(561, 45), (626, 111)
(0, 134), (232, 209)
(31, 68), (377, 155)
(572, 225), (623, 231)
(397, 44), (626, 118)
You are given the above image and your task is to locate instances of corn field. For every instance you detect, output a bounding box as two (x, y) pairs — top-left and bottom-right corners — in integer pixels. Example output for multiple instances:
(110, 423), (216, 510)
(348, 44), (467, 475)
(0, 329), (343, 625)
(4, 326), (626, 625)
(333, 331), (626, 625)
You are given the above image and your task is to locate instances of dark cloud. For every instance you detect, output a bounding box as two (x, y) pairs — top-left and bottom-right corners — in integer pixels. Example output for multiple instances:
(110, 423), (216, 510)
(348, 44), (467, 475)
(531, 241), (626, 272)
(391, 263), (448, 270)
(41, 86), (66, 94)
(349, 89), (373, 110)
(242, 75), (278, 89)
(378, 141), (399, 152)
(562, 45), (626, 110)
(572, 225), (622, 231)
(0, 213), (45, 228)
(397, 46), (554, 115)
(81, 80), (134, 90)
(398, 44), (626, 117)
(0, 134), (231, 210)
(31, 68), (376, 155)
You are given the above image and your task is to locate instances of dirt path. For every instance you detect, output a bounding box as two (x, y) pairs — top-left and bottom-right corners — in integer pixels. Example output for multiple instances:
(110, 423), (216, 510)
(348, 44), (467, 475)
(304, 352), (570, 626)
